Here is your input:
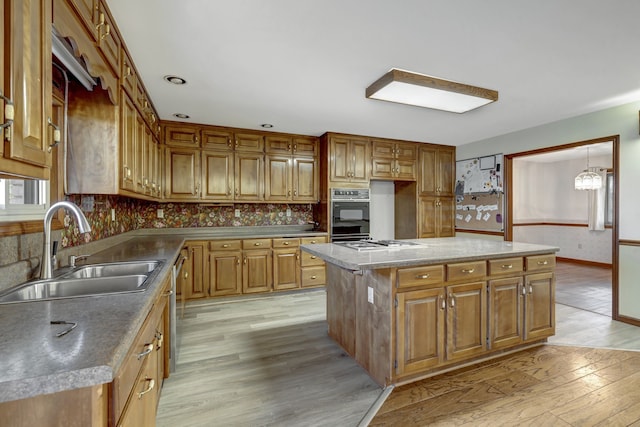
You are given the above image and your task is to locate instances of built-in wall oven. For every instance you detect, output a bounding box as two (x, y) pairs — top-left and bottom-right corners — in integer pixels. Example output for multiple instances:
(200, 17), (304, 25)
(330, 188), (370, 241)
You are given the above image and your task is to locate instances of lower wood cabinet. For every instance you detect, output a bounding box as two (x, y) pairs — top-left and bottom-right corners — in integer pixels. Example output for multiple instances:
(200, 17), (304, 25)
(242, 239), (273, 294)
(273, 238), (300, 291)
(178, 242), (206, 299)
(209, 250), (242, 296)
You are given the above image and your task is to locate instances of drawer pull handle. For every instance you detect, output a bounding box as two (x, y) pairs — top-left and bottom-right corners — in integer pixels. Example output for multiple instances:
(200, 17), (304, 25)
(537, 260), (549, 265)
(449, 294), (455, 308)
(137, 343), (154, 360)
(501, 264), (513, 269)
(311, 275), (317, 279)
(156, 331), (163, 349)
(461, 268), (475, 274)
(416, 274), (430, 279)
(529, 285), (533, 294)
(138, 378), (155, 399)
(284, 242), (289, 245)
(254, 242), (262, 246)
(310, 256), (317, 259)
(310, 240), (317, 244)
(222, 244), (229, 248)
(440, 295), (446, 310)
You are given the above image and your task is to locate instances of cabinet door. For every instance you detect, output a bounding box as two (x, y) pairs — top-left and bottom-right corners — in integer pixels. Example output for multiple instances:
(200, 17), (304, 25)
(201, 128), (232, 151)
(445, 282), (487, 361)
(234, 133), (264, 152)
(292, 157), (317, 201)
(3, 0), (52, 173)
(164, 123), (199, 147)
(418, 196), (438, 238)
(489, 277), (523, 350)
(350, 139), (370, 182)
(67, 0), (96, 35)
(235, 153), (263, 201)
(370, 157), (394, 180)
(265, 155), (291, 201)
(439, 197), (455, 237)
(370, 139), (395, 158)
(134, 114), (147, 193)
(395, 159), (417, 181)
(184, 243), (206, 299)
(437, 148), (455, 197)
(524, 272), (555, 341)
(165, 147), (200, 200)
(242, 249), (272, 293)
(95, 1), (120, 76)
(396, 288), (446, 376)
(273, 248), (300, 291)
(120, 93), (136, 191)
(292, 136), (318, 157)
(418, 146), (437, 195)
(209, 251), (242, 296)
(329, 137), (350, 181)
(202, 151), (233, 201)
(265, 135), (292, 154)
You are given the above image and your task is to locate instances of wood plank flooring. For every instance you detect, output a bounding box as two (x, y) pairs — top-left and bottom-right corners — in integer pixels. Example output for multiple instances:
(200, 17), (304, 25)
(157, 263), (640, 427)
(156, 290), (383, 427)
(370, 344), (640, 426)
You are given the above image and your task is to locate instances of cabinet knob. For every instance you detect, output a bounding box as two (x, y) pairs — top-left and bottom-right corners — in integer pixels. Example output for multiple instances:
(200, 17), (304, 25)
(222, 244), (229, 248)
(310, 255), (316, 259)
(254, 242), (262, 246)
(284, 242), (289, 245)
(416, 274), (430, 279)
(310, 275), (317, 280)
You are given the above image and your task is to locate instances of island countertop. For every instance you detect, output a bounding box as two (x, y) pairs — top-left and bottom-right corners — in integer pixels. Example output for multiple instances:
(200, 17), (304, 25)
(301, 237), (559, 271)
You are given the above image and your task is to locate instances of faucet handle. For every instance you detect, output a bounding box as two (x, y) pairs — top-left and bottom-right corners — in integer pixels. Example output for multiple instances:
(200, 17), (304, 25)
(69, 254), (91, 268)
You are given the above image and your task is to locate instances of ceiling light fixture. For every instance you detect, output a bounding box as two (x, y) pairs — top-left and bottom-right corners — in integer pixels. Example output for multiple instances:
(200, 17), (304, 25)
(173, 113), (190, 119)
(365, 68), (498, 113)
(574, 147), (603, 190)
(164, 75), (187, 85)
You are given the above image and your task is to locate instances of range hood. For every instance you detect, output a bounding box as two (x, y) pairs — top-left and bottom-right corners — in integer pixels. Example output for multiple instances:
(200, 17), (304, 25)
(51, 28), (97, 91)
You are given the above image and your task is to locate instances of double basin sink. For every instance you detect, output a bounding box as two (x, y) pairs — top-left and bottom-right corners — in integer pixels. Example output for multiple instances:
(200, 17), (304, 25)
(0, 260), (163, 304)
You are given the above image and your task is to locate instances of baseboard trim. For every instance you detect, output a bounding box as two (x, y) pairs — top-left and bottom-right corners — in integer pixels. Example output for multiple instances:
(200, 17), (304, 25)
(556, 257), (612, 269)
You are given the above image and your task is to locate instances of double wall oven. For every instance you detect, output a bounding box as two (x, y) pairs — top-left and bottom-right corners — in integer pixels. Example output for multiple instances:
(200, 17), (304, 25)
(330, 188), (370, 241)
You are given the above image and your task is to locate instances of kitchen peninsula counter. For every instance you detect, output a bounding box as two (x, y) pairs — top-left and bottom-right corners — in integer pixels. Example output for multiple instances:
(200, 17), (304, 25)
(301, 237), (559, 387)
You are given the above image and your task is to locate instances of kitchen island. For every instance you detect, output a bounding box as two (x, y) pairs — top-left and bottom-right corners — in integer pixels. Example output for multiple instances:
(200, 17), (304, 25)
(301, 237), (559, 386)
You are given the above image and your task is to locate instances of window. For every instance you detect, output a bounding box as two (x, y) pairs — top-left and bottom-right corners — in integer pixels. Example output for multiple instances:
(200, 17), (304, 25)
(0, 178), (49, 222)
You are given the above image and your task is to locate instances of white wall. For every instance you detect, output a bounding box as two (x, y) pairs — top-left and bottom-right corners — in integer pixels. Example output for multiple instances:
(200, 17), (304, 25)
(369, 180), (395, 240)
(457, 100), (640, 320)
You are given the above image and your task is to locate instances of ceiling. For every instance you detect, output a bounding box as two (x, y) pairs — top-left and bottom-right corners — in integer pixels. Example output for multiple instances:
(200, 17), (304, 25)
(105, 0), (640, 147)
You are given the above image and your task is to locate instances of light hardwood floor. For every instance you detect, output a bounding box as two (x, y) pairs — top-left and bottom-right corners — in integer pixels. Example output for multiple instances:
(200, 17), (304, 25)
(157, 264), (640, 427)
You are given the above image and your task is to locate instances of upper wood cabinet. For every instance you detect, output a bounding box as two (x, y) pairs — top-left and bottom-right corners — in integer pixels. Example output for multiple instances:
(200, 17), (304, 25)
(370, 139), (417, 181)
(265, 135), (318, 156)
(419, 146), (455, 197)
(202, 128), (233, 150)
(0, 0), (52, 179)
(66, 0), (95, 35)
(418, 196), (455, 238)
(235, 153), (263, 201)
(202, 150), (233, 201)
(164, 123), (200, 148)
(329, 136), (369, 183)
(165, 147), (200, 200)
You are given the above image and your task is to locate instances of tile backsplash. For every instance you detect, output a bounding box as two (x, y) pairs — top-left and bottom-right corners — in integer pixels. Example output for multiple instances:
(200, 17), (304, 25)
(62, 195), (313, 248)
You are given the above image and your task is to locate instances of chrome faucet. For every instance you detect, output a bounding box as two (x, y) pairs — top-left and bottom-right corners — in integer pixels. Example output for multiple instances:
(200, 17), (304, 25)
(41, 201), (91, 279)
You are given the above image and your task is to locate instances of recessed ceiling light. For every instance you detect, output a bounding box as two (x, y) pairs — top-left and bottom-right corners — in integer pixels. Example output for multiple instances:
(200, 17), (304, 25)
(261, 123), (274, 128)
(164, 75), (187, 85)
(173, 113), (190, 119)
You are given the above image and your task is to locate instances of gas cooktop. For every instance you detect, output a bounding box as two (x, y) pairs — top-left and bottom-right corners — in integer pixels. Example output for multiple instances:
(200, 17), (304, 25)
(334, 239), (423, 251)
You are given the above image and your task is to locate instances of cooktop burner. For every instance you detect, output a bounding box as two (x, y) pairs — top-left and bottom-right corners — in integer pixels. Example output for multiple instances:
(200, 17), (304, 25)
(334, 239), (423, 251)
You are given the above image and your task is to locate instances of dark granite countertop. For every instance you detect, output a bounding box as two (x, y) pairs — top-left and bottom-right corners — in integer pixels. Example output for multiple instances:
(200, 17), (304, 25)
(301, 237), (559, 271)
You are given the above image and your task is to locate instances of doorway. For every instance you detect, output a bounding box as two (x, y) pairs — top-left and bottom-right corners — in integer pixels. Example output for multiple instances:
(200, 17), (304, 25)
(504, 135), (619, 319)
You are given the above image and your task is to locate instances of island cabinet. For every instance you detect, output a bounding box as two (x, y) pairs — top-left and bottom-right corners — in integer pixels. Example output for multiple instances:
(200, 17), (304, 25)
(319, 246), (557, 387)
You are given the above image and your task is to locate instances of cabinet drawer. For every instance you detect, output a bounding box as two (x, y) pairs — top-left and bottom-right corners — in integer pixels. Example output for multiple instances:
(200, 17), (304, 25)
(301, 236), (328, 245)
(301, 251), (324, 267)
(112, 297), (165, 423)
(272, 238), (300, 248)
(446, 261), (487, 282)
(209, 240), (241, 251)
(397, 265), (444, 289)
(488, 257), (524, 276)
(301, 266), (326, 287)
(242, 239), (272, 249)
(526, 254), (556, 272)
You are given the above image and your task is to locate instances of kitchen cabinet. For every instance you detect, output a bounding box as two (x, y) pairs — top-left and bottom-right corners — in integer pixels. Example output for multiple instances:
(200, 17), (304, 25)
(0, 0), (52, 179)
(524, 271), (555, 340)
(235, 153), (264, 201)
(242, 239), (272, 294)
(165, 147), (200, 200)
(202, 150), (234, 201)
(67, 0), (95, 34)
(94, 0), (121, 78)
(418, 196), (455, 238)
(208, 240), (242, 296)
(272, 238), (300, 291)
(265, 155), (318, 202)
(329, 136), (369, 183)
(370, 139), (417, 181)
(418, 145), (455, 197)
(120, 93), (136, 192)
(444, 281), (487, 361)
(489, 276), (524, 349)
(179, 242), (207, 299)
(201, 128), (233, 150)
(164, 123), (200, 148)
(299, 237), (327, 289)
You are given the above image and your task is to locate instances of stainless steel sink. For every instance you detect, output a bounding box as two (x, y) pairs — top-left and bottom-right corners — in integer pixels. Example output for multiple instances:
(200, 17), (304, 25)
(0, 260), (163, 303)
(61, 261), (161, 279)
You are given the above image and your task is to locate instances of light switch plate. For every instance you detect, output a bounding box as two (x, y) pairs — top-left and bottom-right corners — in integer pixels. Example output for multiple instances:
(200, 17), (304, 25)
(286, 208), (292, 217)
(111, 209), (116, 221)
(235, 209), (241, 217)
(157, 209), (164, 218)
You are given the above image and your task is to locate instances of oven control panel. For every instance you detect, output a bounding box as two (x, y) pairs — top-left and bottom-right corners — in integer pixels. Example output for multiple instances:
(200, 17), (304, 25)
(331, 188), (370, 200)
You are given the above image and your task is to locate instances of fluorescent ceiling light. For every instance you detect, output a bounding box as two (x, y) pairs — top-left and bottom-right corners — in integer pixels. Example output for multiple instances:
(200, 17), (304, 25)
(365, 69), (498, 113)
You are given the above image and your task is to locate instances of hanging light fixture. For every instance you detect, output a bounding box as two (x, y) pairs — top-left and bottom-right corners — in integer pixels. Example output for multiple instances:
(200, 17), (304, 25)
(574, 147), (602, 190)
